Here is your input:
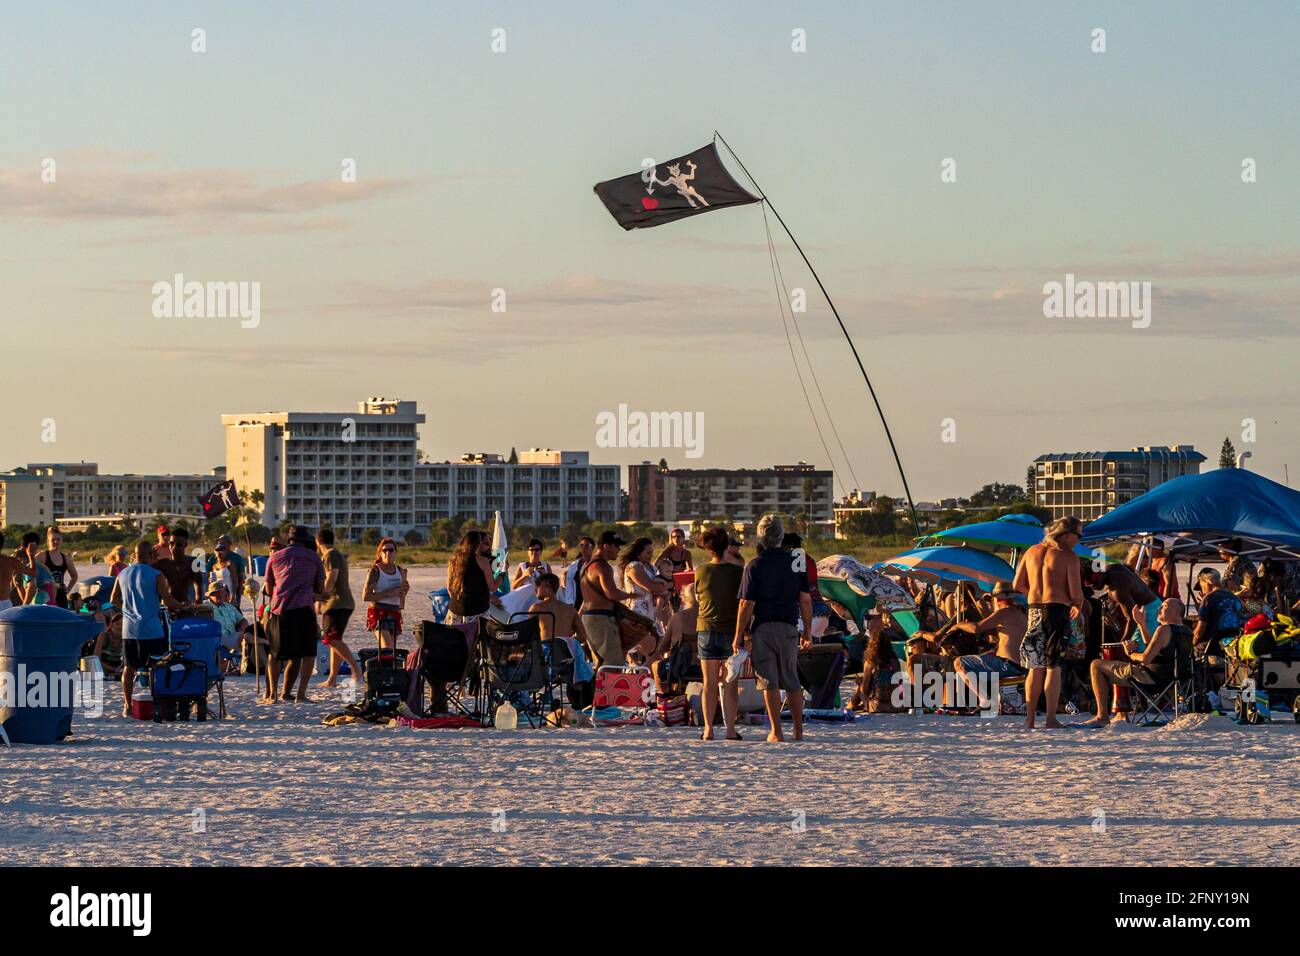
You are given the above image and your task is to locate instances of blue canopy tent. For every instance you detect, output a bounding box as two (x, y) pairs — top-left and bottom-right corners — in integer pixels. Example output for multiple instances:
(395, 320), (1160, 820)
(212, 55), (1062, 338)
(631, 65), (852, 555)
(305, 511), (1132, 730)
(1081, 468), (1300, 607)
(1080, 468), (1300, 561)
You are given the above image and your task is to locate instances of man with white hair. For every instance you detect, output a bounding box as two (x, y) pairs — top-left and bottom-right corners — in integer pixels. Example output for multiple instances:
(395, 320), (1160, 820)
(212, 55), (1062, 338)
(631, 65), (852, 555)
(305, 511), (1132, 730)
(1194, 567), (1244, 658)
(733, 514), (812, 743)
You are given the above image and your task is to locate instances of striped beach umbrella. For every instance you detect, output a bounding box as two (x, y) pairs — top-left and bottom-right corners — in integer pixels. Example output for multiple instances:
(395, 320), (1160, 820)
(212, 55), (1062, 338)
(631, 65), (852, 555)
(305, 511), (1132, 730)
(875, 545), (1015, 590)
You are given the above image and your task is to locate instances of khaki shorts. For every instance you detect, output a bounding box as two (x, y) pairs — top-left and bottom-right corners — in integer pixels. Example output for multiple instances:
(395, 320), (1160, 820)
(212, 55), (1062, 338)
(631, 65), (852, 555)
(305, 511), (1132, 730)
(751, 621), (801, 692)
(582, 613), (622, 668)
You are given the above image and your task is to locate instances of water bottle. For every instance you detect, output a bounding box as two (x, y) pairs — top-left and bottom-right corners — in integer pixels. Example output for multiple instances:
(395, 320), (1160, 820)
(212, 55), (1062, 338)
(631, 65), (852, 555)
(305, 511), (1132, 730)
(494, 701), (518, 730)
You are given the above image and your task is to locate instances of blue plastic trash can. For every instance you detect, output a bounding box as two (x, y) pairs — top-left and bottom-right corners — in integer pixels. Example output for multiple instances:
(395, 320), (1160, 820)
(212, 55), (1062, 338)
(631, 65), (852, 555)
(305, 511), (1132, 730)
(0, 604), (104, 744)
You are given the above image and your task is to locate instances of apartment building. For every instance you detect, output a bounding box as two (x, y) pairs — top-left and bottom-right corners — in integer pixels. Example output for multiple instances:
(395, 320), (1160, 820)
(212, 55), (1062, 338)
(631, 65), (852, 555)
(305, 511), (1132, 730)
(223, 399), (619, 535)
(222, 397), (424, 535)
(0, 462), (222, 529)
(1032, 445), (1206, 520)
(627, 461), (833, 524)
(416, 448), (620, 527)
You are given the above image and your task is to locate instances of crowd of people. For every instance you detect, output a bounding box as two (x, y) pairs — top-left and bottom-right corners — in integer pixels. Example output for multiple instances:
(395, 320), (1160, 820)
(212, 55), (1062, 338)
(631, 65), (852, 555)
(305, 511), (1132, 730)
(865, 520), (1299, 729)
(5, 512), (1294, 735)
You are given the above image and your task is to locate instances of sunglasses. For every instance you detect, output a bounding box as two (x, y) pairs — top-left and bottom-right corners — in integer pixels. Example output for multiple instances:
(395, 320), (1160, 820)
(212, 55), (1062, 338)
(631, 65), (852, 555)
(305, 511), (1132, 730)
(381, 547), (396, 554)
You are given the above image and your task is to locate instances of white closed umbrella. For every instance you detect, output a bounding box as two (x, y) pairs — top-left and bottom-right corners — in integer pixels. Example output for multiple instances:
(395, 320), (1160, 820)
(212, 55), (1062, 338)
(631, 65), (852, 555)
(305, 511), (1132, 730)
(490, 511), (509, 583)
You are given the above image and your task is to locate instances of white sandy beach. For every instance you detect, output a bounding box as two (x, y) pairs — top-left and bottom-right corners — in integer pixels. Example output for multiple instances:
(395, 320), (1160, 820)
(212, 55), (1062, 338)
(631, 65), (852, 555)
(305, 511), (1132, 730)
(2, 564), (1298, 866)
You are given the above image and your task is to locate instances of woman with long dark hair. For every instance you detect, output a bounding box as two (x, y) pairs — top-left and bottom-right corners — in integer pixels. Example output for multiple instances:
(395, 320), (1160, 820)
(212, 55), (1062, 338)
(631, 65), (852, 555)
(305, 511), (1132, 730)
(851, 614), (903, 713)
(446, 530), (503, 625)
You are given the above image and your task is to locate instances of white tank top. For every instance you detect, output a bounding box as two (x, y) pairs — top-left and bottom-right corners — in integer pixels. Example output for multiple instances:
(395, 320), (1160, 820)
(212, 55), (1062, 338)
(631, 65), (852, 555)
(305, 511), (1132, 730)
(374, 565), (402, 606)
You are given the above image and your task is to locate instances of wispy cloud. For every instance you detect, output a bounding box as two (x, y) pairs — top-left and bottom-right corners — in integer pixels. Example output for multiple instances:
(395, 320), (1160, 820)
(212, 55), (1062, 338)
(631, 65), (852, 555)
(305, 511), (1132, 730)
(0, 150), (418, 235)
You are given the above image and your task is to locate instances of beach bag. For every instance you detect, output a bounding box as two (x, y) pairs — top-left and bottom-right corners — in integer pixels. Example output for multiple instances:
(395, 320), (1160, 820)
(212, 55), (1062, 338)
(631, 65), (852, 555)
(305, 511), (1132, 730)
(656, 694), (689, 726)
(593, 665), (653, 708)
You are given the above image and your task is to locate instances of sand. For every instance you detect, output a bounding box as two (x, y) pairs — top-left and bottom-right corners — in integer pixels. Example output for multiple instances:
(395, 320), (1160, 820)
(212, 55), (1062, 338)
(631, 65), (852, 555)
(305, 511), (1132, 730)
(3, 564), (1297, 866)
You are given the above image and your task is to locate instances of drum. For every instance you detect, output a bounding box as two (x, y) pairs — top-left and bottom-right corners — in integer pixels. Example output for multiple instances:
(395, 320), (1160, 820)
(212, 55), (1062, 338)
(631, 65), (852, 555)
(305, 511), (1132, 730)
(616, 606), (659, 652)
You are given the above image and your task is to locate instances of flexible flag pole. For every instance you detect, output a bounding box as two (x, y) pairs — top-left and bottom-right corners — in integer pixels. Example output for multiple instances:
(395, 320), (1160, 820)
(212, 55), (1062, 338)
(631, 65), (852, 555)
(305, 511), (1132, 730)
(714, 131), (921, 535)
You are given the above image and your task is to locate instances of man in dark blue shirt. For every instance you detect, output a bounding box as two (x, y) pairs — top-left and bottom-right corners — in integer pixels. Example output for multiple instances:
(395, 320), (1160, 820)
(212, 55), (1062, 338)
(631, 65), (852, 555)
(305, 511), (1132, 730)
(734, 514), (812, 742)
(1194, 567), (1244, 656)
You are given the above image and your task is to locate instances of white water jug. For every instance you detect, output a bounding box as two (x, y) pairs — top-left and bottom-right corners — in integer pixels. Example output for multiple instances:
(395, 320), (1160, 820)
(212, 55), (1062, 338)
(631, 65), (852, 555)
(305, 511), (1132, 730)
(494, 701), (518, 730)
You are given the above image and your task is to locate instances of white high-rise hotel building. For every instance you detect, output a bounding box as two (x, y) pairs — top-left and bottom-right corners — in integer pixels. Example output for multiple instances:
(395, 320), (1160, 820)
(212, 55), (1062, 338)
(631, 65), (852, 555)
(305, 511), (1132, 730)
(222, 398), (619, 536)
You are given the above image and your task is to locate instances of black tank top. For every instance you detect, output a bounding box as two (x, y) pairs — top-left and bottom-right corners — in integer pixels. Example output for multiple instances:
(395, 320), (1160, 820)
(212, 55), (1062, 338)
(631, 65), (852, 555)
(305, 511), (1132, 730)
(450, 559), (489, 616)
(43, 551), (68, 589)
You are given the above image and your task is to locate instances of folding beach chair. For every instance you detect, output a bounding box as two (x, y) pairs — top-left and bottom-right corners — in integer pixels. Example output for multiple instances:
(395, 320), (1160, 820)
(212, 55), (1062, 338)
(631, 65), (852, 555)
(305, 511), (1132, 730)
(168, 614), (226, 720)
(1126, 628), (1195, 726)
(412, 619), (479, 720)
(480, 611), (554, 728)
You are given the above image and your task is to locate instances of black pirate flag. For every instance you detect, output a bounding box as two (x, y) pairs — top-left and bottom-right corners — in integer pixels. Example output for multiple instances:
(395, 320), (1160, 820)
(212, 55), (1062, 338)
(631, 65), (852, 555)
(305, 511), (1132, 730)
(200, 479), (240, 519)
(594, 143), (760, 230)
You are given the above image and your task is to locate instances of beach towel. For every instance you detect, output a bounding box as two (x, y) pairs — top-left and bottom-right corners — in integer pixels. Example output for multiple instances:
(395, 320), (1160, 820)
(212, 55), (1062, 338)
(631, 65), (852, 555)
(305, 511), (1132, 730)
(395, 714), (480, 729)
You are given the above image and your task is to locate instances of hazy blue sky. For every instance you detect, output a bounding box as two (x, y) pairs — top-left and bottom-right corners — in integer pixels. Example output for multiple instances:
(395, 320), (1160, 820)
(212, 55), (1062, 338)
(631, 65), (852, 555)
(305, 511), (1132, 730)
(2, 1), (1297, 499)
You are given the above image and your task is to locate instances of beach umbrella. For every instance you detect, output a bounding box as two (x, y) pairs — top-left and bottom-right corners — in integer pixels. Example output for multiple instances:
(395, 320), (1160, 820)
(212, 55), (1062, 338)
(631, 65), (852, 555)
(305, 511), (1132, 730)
(815, 555), (920, 639)
(490, 511), (509, 592)
(875, 545), (1015, 590)
(816, 555), (916, 612)
(921, 513), (1092, 557)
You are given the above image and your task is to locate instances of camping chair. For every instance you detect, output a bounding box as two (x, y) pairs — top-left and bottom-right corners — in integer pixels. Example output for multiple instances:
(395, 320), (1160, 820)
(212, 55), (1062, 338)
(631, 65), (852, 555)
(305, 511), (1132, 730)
(480, 611), (554, 728)
(412, 620), (478, 720)
(170, 613), (227, 720)
(797, 643), (848, 710)
(1126, 629), (1195, 726)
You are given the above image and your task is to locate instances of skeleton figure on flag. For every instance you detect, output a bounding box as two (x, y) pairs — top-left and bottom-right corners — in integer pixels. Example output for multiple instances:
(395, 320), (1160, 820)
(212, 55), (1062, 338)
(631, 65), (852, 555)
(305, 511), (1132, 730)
(648, 160), (709, 208)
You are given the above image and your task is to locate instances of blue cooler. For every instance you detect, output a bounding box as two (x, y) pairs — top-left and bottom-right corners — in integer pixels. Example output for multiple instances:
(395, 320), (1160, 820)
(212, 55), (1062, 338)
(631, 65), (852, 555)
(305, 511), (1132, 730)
(252, 555), (269, 576)
(0, 605), (103, 744)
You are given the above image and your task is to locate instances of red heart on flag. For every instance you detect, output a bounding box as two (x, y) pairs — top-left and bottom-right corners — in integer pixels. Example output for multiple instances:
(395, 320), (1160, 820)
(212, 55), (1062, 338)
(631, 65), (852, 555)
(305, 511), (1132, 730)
(641, 197), (659, 210)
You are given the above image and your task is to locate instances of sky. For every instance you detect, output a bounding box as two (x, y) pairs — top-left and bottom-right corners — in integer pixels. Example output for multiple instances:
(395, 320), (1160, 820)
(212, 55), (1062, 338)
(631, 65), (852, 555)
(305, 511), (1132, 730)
(2, 0), (1297, 501)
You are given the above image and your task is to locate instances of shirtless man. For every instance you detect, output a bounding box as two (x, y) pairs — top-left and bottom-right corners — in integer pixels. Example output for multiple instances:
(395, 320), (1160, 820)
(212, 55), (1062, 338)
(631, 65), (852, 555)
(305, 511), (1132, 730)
(951, 582), (1029, 710)
(579, 530), (636, 668)
(529, 572), (583, 643)
(0, 532), (39, 609)
(1099, 563), (1159, 649)
(1013, 516), (1086, 729)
